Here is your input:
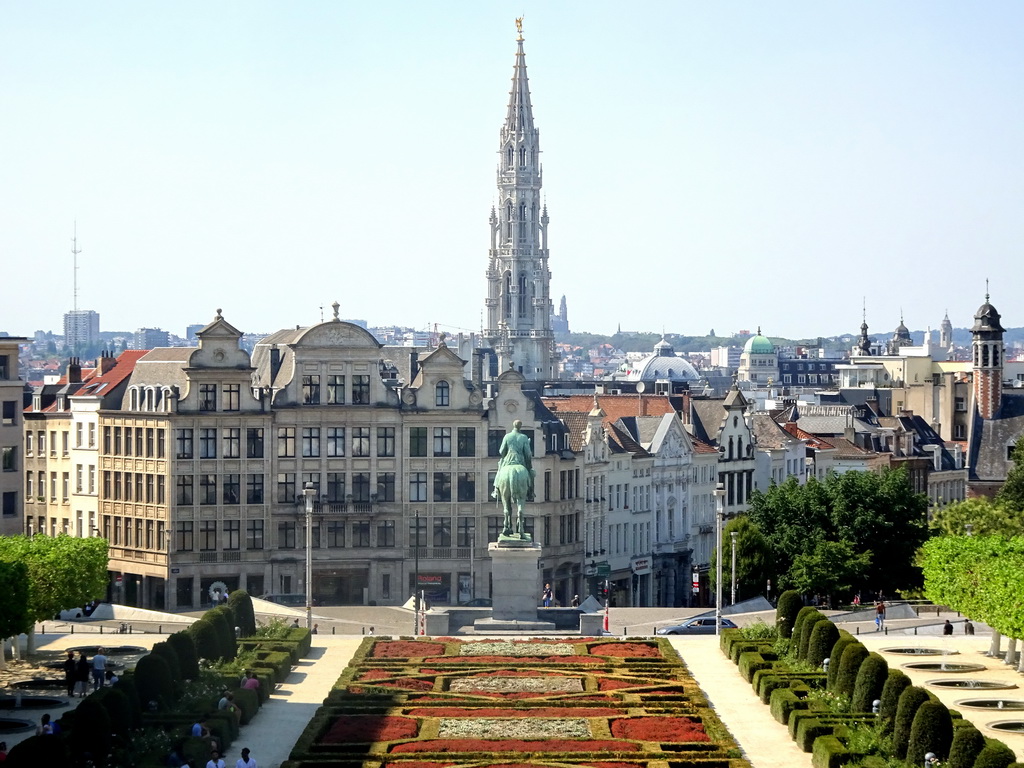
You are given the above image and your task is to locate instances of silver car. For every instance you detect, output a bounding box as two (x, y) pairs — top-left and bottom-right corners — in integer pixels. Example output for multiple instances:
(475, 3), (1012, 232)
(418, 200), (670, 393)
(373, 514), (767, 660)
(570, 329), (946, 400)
(656, 617), (738, 635)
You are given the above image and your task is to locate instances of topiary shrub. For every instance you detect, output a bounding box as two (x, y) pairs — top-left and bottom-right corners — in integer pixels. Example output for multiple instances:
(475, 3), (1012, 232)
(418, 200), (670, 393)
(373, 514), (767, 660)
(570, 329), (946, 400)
(93, 687), (133, 739)
(791, 606), (817, 654)
(776, 590), (804, 639)
(70, 697), (112, 767)
(209, 606), (237, 660)
(893, 685), (931, 759)
(826, 633), (856, 690)
(797, 611), (826, 661)
(112, 671), (142, 729)
(974, 741), (1018, 768)
(168, 631), (200, 679)
(850, 652), (888, 713)
(149, 640), (182, 683)
(134, 653), (174, 710)
(807, 619), (839, 668)
(906, 700), (953, 766)
(947, 724), (986, 768)
(878, 668), (911, 734)
(189, 616), (222, 661)
(5, 733), (72, 768)
(834, 642), (868, 698)
(229, 590), (257, 636)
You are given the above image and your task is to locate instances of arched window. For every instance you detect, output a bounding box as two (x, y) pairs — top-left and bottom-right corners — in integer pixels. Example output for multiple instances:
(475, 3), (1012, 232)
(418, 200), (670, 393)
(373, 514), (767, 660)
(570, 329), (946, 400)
(506, 146), (513, 168)
(435, 381), (450, 407)
(737, 436), (743, 456)
(728, 436), (734, 461)
(503, 272), (512, 318)
(128, 387), (139, 411)
(505, 201), (513, 239)
(519, 145), (526, 167)
(518, 203), (527, 239)
(518, 272), (528, 316)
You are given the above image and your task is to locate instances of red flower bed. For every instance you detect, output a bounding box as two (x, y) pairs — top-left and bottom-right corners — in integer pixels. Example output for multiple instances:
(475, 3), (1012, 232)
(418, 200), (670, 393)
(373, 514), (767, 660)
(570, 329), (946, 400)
(610, 716), (709, 742)
(406, 707), (618, 718)
(354, 671), (434, 691)
(392, 740), (639, 754)
(322, 715), (420, 743)
(584, 763), (645, 768)
(423, 656), (603, 664)
(470, 670), (567, 678)
(588, 643), (661, 658)
(374, 641), (446, 658)
(387, 763), (454, 768)
(597, 679), (643, 691)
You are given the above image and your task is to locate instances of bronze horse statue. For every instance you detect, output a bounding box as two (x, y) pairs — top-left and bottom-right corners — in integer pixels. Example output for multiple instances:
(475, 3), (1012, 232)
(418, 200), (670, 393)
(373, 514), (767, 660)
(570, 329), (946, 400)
(492, 420), (535, 538)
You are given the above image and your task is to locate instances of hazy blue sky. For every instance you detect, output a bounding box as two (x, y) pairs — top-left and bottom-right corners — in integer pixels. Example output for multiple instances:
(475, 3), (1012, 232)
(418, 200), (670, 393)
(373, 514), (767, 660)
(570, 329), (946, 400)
(3, 2), (1023, 340)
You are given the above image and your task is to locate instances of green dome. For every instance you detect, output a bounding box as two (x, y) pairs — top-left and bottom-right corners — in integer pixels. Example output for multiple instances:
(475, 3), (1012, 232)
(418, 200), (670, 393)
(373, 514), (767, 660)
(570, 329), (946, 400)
(744, 330), (774, 355)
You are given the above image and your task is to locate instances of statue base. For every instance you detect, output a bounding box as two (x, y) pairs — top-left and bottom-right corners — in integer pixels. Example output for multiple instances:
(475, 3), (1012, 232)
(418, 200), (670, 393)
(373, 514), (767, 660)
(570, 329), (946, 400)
(496, 532), (533, 548)
(479, 541), (546, 623)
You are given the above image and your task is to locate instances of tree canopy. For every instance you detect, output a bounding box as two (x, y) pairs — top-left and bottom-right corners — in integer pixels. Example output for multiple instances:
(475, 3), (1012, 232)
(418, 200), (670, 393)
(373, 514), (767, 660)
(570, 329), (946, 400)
(996, 436), (1024, 511)
(710, 516), (771, 601)
(746, 467), (930, 599)
(929, 497), (1024, 537)
(0, 535), (108, 623)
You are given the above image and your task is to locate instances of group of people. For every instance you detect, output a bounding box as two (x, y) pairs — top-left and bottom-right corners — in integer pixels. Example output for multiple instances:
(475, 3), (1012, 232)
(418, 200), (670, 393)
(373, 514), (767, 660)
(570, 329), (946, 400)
(62, 648), (112, 698)
(173, 739), (257, 768)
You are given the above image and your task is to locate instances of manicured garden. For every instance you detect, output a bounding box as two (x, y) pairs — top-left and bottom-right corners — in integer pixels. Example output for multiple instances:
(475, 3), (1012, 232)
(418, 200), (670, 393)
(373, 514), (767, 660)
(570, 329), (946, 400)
(283, 636), (751, 768)
(719, 589), (1023, 768)
(4, 591), (312, 768)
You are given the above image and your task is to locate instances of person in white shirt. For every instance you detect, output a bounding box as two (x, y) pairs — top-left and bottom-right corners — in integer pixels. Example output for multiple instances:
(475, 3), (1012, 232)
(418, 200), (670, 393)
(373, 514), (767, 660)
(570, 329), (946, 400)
(206, 750), (225, 768)
(235, 747), (257, 768)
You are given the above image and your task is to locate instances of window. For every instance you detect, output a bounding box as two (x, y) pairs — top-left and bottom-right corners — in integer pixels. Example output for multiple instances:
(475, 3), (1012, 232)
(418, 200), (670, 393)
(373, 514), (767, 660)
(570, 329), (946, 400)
(146, 428), (154, 457)
(302, 472), (320, 496)
(199, 428), (217, 459)
(200, 474), (217, 505)
(433, 516), (451, 547)
(277, 427), (295, 458)
(247, 428), (264, 458)
(223, 428), (240, 458)
(123, 427), (133, 456)
(156, 428), (165, 458)
(377, 427), (395, 457)
(409, 427), (427, 457)
(352, 472), (371, 503)
(200, 520), (217, 550)
(377, 519), (395, 547)
(113, 428), (121, 455)
(352, 375), (370, 404)
(26, 431), (33, 455)
(277, 521), (296, 549)
(223, 474), (240, 504)
(435, 381), (450, 406)
(955, 396), (967, 412)
(326, 472), (345, 503)
(302, 427), (321, 457)
(175, 521), (194, 551)
(1, 447), (15, 472)
(157, 475), (165, 504)
(62, 431), (70, 456)
(488, 430), (504, 457)
(49, 430), (57, 456)
(277, 472), (296, 504)
(302, 375), (320, 405)
(457, 517), (475, 548)
(352, 427), (370, 457)
(198, 383), (217, 411)
(224, 384), (240, 411)
(487, 515), (502, 542)
(457, 472), (476, 502)
(326, 520), (345, 547)
(409, 515), (427, 548)
(326, 427), (345, 457)
(246, 474), (264, 503)
(954, 424), (966, 439)
(176, 476), (194, 505)
(246, 519), (264, 550)
(88, 423), (96, 448)
(333, 518), (363, 549)
(224, 520), (240, 550)
(377, 472), (395, 502)
(433, 472), (451, 502)
(457, 428), (476, 457)
(433, 427), (451, 457)
(26, 472), (33, 498)
(327, 375), (345, 404)
(409, 472), (427, 502)
(176, 429), (194, 459)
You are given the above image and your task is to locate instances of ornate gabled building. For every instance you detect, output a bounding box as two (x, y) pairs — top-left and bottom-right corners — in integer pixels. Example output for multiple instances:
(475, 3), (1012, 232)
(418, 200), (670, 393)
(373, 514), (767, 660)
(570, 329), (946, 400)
(483, 25), (556, 381)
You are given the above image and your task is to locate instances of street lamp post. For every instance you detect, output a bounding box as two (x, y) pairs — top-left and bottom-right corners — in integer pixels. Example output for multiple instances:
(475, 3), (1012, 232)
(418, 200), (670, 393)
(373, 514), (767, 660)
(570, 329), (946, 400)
(730, 530), (738, 606)
(414, 511), (420, 634)
(303, 482), (316, 630)
(714, 483), (726, 636)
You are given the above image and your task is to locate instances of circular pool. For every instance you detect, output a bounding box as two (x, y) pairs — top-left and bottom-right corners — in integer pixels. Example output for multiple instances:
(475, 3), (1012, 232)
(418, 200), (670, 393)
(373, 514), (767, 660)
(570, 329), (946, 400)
(0, 718), (35, 734)
(9, 678), (68, 691)
(928, 679), (1018, 690)
(0, 695), (67, 710)
(882, 647), (959, 656)
(988, 720), (1024, 733)
(903, 662), (987, 673)
(66, 645), (146, 656)
(956, 699), (1024, 711)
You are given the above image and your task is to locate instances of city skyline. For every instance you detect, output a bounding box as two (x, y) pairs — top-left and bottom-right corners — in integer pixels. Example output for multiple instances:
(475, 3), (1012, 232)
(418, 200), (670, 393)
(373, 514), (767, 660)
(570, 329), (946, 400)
(3, 3), (1023, 339)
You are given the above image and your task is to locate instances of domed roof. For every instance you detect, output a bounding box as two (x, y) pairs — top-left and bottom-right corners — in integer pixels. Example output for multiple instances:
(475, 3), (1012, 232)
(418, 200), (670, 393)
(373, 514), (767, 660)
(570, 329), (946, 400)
(892, 319), (911, 341)
(743, 327), (775, 355)
(972, 296), (1004, 334)
(621, 339), (699, 382)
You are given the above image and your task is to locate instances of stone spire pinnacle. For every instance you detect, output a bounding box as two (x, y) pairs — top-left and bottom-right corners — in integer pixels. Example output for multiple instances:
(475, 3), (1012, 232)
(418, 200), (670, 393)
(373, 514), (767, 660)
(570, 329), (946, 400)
(503, 23), (536, 139)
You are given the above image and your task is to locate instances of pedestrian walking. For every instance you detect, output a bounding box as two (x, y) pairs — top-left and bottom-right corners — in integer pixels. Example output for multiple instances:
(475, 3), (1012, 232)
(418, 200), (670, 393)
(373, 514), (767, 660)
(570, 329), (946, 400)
(542, 583), (552, 608)
(943, 619), (954, 636)
(62, 650), (76, 697)
(206, 750), (226, 768)
(571, 594), (580, 608)
(874, 601), (886, 632)
(75, 652), (91, 697)
(235, 747), (257, 768)
(92, 648), (107, 690)
(965, 620), (975, 635)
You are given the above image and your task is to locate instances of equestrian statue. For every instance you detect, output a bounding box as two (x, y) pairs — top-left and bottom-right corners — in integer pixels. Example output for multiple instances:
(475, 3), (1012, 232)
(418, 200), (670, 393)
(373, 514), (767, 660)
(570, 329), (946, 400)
(491, 420), (535, 541)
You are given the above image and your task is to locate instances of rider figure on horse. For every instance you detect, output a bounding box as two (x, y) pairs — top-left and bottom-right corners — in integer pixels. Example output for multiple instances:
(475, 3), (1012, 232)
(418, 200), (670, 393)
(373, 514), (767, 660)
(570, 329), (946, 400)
(492, 420), (536, 538)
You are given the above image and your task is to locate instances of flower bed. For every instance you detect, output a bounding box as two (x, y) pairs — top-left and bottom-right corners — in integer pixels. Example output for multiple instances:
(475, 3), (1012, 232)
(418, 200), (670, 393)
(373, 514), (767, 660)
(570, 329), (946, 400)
(285, 637), (751, 768)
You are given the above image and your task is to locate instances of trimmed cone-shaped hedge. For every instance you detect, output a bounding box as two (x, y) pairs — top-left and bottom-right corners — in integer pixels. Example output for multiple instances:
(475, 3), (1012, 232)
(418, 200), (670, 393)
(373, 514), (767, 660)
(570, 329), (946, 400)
(5, 733), (72, 768)
(168, 630), (200, 679)
(906, 700), (953, 766)
(776, 590), (804, 639)
(879, 668), (911, 734)
(189, 616), (223, 661)
(791, 606), (817, 655)
(209, 606), (237, 661)
(134, 652), (174, 710)
(893, 685), (931, 759)
(851, 652), (889, 713)
(149, 640), (182, 683)
(113, 671), (142, 729)
(93, 687), (134, 739)
(229, 589), (257, 636)
(834, 642), (868, 698)
(974, 742), (1019, 768)
(797, 612), (826, 661)
(70, 697), (112, 767)
(807, 619), (839, 668)
(947, 724), (986, 768)
(826, 632), (856, 690)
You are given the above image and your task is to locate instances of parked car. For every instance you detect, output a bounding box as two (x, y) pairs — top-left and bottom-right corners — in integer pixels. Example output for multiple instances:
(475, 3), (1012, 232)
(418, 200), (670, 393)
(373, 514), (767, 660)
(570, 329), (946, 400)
(458, 598), (493, 607)
(656, 617), (737, 635)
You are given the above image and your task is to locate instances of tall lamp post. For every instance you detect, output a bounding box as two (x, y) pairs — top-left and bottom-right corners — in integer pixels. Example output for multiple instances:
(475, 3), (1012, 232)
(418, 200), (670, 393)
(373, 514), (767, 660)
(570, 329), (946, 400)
(730, 530), (738, 606)
(714, 484), (726, 636)
(303, 482), (317, 630)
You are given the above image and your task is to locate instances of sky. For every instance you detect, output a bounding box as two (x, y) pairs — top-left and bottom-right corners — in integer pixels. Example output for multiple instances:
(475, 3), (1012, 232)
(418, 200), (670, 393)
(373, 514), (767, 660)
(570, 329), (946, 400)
(3, 2), (1023, 341)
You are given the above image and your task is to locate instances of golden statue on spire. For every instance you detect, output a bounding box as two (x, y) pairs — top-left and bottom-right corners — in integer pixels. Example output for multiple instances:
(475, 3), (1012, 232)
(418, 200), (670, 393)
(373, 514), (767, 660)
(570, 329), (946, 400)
(515, 16), (524, 39)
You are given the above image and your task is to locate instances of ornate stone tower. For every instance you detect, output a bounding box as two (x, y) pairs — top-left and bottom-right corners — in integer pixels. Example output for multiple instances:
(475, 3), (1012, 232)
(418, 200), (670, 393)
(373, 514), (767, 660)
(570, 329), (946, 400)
(940, 310), (953, 350)
(971, 290), (1005, 420)
(484, 22), (556, 380)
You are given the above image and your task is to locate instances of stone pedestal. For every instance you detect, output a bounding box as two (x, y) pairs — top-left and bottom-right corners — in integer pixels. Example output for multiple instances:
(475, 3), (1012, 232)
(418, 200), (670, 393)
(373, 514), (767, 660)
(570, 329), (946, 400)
(579, 613), (605, 636)
(424, 611), (450, 636)
(473, 541), (555, 633)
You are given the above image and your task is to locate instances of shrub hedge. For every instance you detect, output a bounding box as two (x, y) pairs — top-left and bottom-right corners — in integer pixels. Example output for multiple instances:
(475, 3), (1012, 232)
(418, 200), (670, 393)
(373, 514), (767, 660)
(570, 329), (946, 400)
(811, 733), (849, 768)
(878, 668), (911, 734)
(893, 685), (931, 759)
(974, 740), (1018, 768)
(70, 697), (112, 768)
(833, 642), (868, 698)
(807, 619), (839, 669)
(229, 590), (257, 636)
(906, 700), (954, 766)
(791, 606), (817, 657)
(776, 590), (803, 639)
(189, 616), (223, 661)
(826, 632), (855, 690)
(168, 630), (200, 679)
(850, 652), (888, 713)
(134, 653), (175, 710)
(797, 612), (827, 661)
(947, 723), (986, 768)
(149, 640), (182, 683)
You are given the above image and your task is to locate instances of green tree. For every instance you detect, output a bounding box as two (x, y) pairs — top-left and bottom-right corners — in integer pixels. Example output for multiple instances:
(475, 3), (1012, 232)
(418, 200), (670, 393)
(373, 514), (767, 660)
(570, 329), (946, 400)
(997, 436), (1024, 511)
(710, 517), (772, 601)
(930, 497), (1024, 537)
(0, 535), (108, 622)
(788, 540), (871, 603)
(0, 560), (31, 641)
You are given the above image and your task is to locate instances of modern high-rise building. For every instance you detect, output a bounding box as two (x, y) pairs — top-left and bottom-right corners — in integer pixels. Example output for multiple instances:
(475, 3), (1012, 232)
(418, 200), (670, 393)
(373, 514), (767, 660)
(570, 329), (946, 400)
(134, 328), (170, 350)
(0, 337), (29, 535)
(64, 310), (100, 352)
(483, 25), (556, 381)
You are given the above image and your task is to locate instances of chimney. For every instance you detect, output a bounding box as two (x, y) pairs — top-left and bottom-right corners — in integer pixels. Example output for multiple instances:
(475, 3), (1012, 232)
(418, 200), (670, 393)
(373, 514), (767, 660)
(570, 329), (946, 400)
(269, 345), (281, 383)
(97, 350), (117, 375)
(409, 350), (419, 383)
(66, 357), (82, 383)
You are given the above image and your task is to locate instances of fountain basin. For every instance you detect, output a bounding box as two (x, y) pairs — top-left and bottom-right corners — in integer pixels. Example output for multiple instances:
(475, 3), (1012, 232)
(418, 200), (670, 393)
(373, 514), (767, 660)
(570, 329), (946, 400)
(66, 645), (146, 656)
(0, 696), (67, 710)
(903, 662), (987, 673)
(956, 699), (1024, 711)
(988, 720), (1024, 733)
(928, 679), (1019, 690)
(43, 658), (124, 671)
(9, 678), (68, 691)
(882, 647), (959, 656)
(0, 718), (35, 734)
